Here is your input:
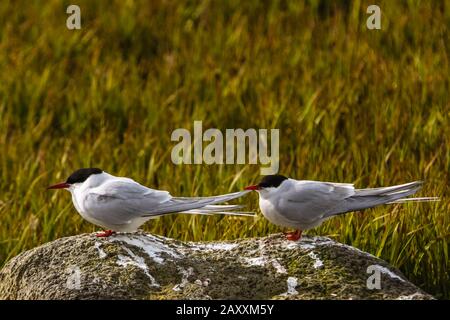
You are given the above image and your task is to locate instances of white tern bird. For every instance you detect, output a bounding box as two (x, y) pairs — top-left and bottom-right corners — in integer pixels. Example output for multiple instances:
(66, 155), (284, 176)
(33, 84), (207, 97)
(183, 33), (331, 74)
(245, 175), (438, 241)
(48, 168), (252, 237)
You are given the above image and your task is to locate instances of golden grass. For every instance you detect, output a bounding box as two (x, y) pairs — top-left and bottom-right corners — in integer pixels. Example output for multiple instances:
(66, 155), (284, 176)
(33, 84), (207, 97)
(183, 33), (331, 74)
(0, 0), (448, 298)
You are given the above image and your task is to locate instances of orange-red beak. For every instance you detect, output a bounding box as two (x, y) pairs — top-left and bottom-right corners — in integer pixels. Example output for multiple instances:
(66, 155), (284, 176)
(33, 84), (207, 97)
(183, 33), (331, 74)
(244, 185), (260, 191)
(47, 182), (71, 190)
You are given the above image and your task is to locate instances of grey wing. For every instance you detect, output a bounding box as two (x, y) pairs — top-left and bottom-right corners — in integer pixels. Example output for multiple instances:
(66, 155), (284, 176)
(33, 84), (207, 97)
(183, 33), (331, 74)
(279, 180), (355, 224)
(84, 179), (172, 225)
(141, 190), (251, 216)
(281, 180), (424, 223)
(86, 179), (250, 223)
(331, 181), (424, 214)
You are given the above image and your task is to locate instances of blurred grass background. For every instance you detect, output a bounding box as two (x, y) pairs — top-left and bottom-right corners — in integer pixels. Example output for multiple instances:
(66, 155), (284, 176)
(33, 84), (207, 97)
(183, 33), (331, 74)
(0, 0), (448, 298)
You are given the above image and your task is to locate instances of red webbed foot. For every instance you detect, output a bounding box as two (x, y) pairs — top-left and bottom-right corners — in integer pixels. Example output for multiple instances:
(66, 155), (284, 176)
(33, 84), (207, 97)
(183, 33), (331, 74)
(284, 229), (302, 241)
(95, 230), (116, 237)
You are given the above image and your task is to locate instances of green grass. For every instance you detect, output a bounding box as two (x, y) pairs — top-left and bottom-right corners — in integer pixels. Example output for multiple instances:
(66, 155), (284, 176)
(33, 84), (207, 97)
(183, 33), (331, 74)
(0, 0), (448, 298)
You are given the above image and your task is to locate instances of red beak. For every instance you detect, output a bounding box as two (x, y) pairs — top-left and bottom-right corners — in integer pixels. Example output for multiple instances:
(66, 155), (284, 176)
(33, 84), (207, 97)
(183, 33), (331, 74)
(47, 182), (71, 190)
(244, 185), (260, 191)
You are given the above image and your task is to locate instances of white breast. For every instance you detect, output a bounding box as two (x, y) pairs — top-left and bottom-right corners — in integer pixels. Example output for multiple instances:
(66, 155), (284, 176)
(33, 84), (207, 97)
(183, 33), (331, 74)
(71, 188), (105, 227)
(258, 186), (328, 230)
(259, 197), (297, 228)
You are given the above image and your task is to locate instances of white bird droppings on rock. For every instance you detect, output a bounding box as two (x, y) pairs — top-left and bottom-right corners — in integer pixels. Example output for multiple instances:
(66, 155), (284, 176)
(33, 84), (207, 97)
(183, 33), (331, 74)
(112, 234), (181, 264)
(241, 256), (287, 274)
(397, 292), (430, 300)
(242, 256), (266, 267)
(308, 251), (324, 269)
(192, 242), (239, 251)
(194, 279), (203, 286)
(372, 265), (405, 282)
(299, 243), (316, 250)
(271, 259), (287, 274)
(173, 267), (194, 292)
(116, 247), (159, 287)
(284, 237), (325, 250)
(94, 242), (107, 259)
(281, 277), (299, 296)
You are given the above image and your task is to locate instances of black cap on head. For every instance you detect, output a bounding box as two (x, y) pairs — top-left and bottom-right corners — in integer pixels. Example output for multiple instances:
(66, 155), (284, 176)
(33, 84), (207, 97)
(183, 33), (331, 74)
(66, 168), (103, 184)
(258, 174), (288, 188)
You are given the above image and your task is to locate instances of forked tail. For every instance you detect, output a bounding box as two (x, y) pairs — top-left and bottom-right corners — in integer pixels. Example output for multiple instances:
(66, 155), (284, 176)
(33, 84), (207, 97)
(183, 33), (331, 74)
(142, 190), (255, 217)
(331, 181), (439, 216)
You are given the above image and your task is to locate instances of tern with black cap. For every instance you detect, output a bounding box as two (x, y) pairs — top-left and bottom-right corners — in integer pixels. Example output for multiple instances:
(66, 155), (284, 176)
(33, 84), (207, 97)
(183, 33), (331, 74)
(48, 168), (252, 237)
(245, 175), (438, 241)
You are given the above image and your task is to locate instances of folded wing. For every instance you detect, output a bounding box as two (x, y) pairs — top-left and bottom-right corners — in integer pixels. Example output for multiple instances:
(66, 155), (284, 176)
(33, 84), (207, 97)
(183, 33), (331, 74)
(83, 178), (252, 225)
(279, 180), (429, 223)
(279, 180), (356, 224)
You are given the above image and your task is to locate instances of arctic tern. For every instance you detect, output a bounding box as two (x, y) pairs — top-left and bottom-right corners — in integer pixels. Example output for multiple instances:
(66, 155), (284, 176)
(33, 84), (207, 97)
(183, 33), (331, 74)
(48, 168), (252, 237)
(245, 175), (438, 241)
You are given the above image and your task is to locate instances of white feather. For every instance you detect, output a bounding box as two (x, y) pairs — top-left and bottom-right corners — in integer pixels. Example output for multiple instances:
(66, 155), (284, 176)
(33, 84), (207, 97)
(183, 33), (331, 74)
(257, 179), (437, 231)
(68, 172), (252, 232)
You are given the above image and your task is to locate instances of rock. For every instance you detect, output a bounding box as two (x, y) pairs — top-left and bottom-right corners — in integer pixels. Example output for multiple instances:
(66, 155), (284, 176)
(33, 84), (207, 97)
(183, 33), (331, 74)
(0, 232), (433, 300)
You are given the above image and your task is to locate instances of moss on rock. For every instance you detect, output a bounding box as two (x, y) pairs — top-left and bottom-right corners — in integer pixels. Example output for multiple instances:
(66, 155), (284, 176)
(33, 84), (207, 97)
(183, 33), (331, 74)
(0, 232), (433, 300)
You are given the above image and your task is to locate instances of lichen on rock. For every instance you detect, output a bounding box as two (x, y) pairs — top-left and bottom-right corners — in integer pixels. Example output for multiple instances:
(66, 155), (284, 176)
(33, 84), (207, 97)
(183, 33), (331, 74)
(0, 232), (433, 300)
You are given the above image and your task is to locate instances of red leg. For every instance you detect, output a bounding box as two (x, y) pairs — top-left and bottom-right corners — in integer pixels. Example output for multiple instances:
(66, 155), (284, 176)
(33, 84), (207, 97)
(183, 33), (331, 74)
(96, 230), (116, 237)
(285, 229), (302, 241)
